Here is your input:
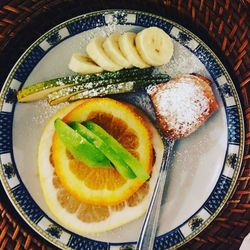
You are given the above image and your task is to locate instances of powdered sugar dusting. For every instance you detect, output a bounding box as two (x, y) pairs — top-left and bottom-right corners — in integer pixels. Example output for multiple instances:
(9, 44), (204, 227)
(32, 100), (67, 125)
(79, 11), (133, 50)
(153, 41), (209, 78)
(154, 79), (210, 135)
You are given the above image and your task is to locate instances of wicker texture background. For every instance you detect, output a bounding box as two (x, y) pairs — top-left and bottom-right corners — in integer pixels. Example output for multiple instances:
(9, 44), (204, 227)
(0, 0), (249, 249)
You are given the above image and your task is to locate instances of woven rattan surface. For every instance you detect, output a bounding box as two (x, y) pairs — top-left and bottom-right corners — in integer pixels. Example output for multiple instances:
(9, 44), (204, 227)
(0, 0), (249, 249)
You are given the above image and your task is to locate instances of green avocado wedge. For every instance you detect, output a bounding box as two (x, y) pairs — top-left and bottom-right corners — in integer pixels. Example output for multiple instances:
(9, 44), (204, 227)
(70, 122), (136, 179)
(54, 118), (111, 168)
(84, 121), (150, 181)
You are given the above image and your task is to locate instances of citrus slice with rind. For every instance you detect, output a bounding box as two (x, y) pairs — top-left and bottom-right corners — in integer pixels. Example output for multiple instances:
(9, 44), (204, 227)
(50, 98), (154, 205)
(39, 99), (164, 233)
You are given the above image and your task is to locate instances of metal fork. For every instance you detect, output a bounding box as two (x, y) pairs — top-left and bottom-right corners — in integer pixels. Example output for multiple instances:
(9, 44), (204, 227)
(136, 138), (175, 250)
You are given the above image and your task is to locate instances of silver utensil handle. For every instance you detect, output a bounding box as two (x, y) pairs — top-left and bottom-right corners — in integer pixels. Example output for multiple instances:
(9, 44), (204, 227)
(136, 139), (174, 250)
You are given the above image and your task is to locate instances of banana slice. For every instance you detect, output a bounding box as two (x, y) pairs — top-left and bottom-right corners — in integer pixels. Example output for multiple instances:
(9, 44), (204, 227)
(103, 33), (132, 68)
(119, 32), (149, 69)
(86, 37), (122, 72)
(135, 27), (174, 66)
(68, 53), (103, 74)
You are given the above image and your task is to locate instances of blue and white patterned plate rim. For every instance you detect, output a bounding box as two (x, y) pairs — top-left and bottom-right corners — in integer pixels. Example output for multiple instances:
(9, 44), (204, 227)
(0, 9), (245, 250)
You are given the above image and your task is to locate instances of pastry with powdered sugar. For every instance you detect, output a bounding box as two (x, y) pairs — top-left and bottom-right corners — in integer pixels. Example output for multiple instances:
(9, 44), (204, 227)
(149, 74), (218, 140)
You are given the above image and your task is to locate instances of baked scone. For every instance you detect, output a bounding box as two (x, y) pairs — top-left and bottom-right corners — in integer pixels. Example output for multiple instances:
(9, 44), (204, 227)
(149, 74), (218, 140)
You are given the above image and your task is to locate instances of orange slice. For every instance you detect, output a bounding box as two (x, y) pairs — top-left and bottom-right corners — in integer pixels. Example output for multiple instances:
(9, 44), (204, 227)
(38, 98), (164, 233)
(52, 98), (153, 206)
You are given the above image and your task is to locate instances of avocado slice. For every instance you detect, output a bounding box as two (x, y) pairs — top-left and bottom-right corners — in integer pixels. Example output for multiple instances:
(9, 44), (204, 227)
(84, 121), (150, 181)
(70, 122), (136, 179)
(54, 118), (111, 168)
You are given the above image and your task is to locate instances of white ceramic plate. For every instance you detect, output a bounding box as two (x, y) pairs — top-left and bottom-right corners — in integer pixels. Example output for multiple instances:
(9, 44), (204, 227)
(0, 10), (244, 250)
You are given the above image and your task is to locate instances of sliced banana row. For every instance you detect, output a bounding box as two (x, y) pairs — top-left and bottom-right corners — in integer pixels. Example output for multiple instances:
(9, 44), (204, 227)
(69, 27), (174, 74)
